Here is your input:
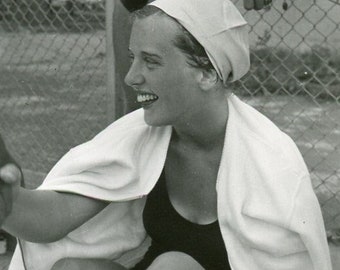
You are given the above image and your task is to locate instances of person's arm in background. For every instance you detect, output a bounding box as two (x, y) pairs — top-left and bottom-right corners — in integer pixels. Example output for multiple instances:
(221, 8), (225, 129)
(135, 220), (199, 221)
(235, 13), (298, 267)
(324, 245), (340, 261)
(0, 135), (108, 243)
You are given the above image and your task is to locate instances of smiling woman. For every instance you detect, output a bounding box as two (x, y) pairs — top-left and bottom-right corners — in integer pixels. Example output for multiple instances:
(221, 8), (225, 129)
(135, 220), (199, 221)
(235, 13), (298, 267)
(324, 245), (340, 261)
(126, 10), (215, 127)
(0, 0), (333, 270)
(127, 5), (220, 119)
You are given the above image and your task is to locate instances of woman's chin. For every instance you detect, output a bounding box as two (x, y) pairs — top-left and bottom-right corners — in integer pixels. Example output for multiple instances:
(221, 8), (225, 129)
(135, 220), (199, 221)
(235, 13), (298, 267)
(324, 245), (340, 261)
(144, 117), (163, 127)
(143, 112), (169, 127)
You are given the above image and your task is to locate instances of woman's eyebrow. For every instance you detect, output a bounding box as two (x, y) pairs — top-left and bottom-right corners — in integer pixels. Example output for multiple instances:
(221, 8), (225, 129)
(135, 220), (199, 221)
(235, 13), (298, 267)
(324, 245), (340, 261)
(128, 48), (162, 59)
(141, 51), (163, 60)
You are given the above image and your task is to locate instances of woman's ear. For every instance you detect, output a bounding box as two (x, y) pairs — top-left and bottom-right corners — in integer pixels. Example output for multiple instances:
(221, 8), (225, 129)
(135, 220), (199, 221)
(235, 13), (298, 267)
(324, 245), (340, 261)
(198, 69), (219, 91)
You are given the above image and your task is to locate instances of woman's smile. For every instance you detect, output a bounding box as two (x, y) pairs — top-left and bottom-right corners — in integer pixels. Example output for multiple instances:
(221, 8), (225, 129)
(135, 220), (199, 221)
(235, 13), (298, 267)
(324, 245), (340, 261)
(136, 91), (159, 107)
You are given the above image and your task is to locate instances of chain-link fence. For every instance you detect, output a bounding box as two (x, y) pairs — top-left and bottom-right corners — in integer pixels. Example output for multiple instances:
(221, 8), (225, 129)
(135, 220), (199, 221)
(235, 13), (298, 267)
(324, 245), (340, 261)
(0, 0), (108, 186)
(0, 0), (339, 232)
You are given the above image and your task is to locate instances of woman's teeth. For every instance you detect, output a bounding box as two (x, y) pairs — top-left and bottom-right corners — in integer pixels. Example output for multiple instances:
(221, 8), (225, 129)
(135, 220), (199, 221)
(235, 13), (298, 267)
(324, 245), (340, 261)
(137, 94), (158, 103)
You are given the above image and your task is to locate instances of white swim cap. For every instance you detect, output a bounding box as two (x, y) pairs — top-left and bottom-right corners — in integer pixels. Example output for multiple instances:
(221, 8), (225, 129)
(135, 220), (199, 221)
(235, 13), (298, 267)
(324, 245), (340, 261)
(149, 0), (250, 82)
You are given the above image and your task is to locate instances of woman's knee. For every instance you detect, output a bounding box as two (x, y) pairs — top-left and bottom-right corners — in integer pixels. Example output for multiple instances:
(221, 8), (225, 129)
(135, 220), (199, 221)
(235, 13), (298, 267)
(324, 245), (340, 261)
(51, 258), (80, 270)
(51, 257), (126, 270)
(147, 252), (204, 270)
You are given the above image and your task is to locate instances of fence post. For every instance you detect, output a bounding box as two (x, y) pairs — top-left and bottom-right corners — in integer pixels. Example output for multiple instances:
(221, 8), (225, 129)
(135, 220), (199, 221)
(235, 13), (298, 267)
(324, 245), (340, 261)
(105, 0), (116, 123)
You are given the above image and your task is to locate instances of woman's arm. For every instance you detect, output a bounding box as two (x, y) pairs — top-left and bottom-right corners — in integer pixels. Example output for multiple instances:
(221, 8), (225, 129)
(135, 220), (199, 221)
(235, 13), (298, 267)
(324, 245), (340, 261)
(0, 136), (108, 243)
(2, 185), (108, 243)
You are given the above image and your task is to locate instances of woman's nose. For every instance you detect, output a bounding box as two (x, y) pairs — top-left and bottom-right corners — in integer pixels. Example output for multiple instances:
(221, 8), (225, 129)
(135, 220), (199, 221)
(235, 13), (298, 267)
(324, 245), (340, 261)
(124, 62), (145, 87)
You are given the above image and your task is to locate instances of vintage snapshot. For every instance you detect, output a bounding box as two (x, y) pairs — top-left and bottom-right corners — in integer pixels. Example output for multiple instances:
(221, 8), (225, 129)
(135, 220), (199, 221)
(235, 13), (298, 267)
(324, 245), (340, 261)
(0, 0), (339, 269)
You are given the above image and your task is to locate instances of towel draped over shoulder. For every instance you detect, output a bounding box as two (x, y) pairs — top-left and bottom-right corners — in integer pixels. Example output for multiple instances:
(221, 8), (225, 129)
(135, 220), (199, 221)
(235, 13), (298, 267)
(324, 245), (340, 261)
(9, 95), (332, 270)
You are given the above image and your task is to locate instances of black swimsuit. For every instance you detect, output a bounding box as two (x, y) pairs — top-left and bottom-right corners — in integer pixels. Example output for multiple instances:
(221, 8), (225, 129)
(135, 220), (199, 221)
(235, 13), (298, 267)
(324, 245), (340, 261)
(131, 170), (231, 270)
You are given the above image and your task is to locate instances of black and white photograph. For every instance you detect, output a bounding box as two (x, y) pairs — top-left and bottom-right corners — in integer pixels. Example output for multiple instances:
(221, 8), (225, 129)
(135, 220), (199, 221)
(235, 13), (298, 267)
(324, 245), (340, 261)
(0, 0), (339, 269)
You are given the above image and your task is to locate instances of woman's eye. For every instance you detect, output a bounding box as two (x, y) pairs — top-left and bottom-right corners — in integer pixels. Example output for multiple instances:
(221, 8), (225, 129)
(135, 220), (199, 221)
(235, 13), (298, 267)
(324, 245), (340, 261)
(144, 57), (160, 67)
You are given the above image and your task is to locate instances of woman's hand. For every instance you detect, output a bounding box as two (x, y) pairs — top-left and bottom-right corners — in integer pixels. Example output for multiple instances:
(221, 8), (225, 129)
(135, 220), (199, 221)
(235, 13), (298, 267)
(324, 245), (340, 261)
(0, 164), (21, 224)
(0, 134), (108, 243)
(0, 135), (22, 225)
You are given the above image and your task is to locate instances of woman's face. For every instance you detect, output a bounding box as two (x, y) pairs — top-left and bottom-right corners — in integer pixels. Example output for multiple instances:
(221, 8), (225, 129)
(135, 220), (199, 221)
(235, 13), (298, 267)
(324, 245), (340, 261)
(125, 14), (202, 127)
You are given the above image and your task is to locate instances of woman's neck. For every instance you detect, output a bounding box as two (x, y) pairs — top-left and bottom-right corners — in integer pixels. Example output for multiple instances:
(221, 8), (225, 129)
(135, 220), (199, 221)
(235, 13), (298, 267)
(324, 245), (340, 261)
(171, 96), (229, 150)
